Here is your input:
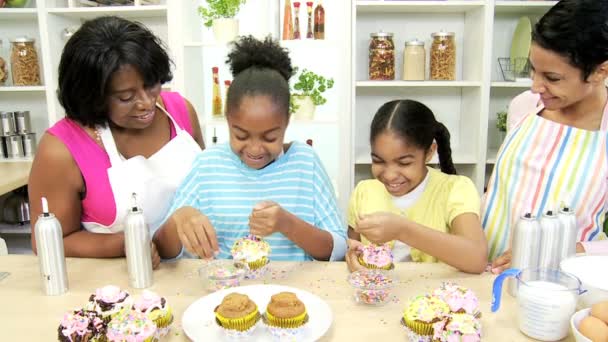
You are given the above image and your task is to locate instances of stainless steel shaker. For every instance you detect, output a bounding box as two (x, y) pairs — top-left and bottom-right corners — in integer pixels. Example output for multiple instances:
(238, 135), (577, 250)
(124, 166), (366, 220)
(0, 111), (15, 136)
(22, 132), (36, 157)
(509, 213), (541, 296)
(124, 193), (153, 288)
(557, 206), (577, 262)
(6, 134), (23, 158)
(14, 111), (31, 134)
(34, 197), (68, 295)
(539, 210), (561, 269)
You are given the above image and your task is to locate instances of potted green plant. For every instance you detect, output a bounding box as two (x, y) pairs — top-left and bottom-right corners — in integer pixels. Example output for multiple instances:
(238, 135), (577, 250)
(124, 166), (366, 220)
(290, 67), (335, 120)
(496, 109), (508, 142)
(198, 0), (246, 43)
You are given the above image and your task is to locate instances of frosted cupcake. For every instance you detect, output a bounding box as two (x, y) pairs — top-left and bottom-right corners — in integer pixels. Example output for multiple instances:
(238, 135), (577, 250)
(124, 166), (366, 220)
(132, 290), (173, 338)
(432, 313), (482, 342)
(106, 310), (157, 342)
(57, 309), (107, 342)
(263, 292), (309, 341)
(214, 293), (261, 339)
(432, 282), (480, 317)
(231, 235), (271, 278)
(357, 243), (394, 270)
(401, 295), (450, 342)
(86, 285), (130, 323)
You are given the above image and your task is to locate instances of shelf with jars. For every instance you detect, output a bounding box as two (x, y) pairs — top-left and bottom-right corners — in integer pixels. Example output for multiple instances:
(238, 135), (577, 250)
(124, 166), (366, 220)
(494, 1), (558, 14)
(356, 1), (484, 14)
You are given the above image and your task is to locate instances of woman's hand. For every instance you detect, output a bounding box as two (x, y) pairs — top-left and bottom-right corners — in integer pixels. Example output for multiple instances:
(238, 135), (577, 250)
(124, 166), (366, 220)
(490, 249), (511, 274)
(249, 201), (288, 237)
(354, 212), (405, 244)
(171, 206), (218, 259)
(345, 239), (366, 273)
(151, 241), (160, 270)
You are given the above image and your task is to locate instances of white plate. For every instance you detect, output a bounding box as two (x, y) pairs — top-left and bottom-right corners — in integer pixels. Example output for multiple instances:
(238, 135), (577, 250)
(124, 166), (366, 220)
(182, 284), (333, 341)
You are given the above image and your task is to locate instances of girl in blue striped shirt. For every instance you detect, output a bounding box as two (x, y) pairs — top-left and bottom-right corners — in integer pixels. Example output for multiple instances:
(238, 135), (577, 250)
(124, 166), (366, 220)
(153, 36), (346, 261)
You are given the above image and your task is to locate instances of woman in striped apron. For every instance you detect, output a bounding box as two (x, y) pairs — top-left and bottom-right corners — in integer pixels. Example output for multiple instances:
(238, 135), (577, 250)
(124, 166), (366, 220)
(483, 0), (608, 273)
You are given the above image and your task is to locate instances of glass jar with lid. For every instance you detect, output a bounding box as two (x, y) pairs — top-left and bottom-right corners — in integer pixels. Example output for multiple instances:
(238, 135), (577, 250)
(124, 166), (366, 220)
(402, 39), (425, 81)
(430, 30), (456, 81)
(10, 37), (41, 86)
(0, 39), (9, 86)
(369, 31), (395, 80)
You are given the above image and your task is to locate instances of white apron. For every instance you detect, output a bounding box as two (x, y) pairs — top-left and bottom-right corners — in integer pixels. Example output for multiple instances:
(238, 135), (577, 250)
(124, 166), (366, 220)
(83, 104), (201, 233)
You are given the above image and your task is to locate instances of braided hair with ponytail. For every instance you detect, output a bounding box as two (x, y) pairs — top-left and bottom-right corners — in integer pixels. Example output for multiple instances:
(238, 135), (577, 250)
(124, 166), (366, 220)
(370, 99), (457, 175)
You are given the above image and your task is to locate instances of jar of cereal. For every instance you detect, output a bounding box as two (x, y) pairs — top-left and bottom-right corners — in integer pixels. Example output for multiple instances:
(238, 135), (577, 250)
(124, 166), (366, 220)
(430, 30), (456, 81)
(0, 39), (9, 86)
(369, 31), (395, 80)
(10, 37), (41, 86)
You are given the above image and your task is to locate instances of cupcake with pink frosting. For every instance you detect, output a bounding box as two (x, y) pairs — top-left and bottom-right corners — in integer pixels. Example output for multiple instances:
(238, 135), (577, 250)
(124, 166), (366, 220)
(86, 285), (130, 323)
(132, 290), (173, 338)
(57, 309), (107, 342)
(357, 243), (394, 270)
(106, 309), (157, 342)
(432, 313), (482, 342)
(432, 282), (480, 317)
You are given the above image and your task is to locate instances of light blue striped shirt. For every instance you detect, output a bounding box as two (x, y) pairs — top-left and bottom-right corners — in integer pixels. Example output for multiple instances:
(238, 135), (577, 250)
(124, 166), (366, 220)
(166, 141), (346, 261)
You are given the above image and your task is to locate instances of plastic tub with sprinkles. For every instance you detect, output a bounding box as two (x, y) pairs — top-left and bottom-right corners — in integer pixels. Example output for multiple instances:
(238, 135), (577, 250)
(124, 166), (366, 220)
(347, 269), (396, 306)
(198, 259), (248, 292)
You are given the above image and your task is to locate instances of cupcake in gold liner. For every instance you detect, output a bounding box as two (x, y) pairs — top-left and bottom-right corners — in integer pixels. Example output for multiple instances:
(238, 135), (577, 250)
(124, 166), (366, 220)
(263, 292), (309, 341)
(432, 282), (481, 318)
(231, 235), (271, 279)
(85, 285), (130, 323)
(132, 290), (174, 338)
(401, 295), (450, 342)
(357, 243), (394, 270)
(106, 309), (158, 342)
(214, 293), (261, 339)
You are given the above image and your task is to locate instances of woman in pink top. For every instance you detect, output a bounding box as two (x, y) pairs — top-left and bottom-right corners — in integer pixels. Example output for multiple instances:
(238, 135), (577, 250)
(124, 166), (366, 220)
(28, 17), (204, 265)
(484, 0), (608, 273)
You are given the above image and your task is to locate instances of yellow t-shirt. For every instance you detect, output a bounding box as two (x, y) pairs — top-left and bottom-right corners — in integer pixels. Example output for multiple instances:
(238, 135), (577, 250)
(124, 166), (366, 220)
(348, 167), (480, 263)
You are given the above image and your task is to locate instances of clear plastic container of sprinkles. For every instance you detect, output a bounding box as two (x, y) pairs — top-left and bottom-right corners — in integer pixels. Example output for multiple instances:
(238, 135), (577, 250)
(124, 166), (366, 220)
(198, 259), (248, 292)
(347, 269), (396, 305)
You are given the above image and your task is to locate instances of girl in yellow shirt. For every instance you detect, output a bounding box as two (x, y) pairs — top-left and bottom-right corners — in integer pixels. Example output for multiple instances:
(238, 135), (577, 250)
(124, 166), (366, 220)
(347, 100), (488, 274)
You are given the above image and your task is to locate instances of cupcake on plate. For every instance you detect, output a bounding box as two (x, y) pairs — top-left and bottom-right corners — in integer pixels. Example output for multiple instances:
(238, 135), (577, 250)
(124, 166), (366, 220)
(432, 282), (480, 317)
(132, 290), (173, 338)
(432, 313), (482, 342)
(231, 235), (271, 278)
(57, 309), (107, 342)
(106, 310), (157, 342)
(357, 243), (394, 270)
(264, 292), (309, 341)
(214, 293), (261, 339)
(401, 295), (450, 342)
(86, 285), (130, 323)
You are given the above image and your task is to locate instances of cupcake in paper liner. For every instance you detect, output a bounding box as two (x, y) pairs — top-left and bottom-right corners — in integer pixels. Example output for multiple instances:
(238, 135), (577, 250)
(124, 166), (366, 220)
(402, 295), (450, 341)
(432, 313), (482, 342)
(263, 292), (308, 341)
(357, 243), (394, 270)
(231, 235), (271, 278)
(85, 285), (130, 323)
(106, 309), (158, 342)
(432, 282), (481, 317)
(214, 293), (261, 338)
(57, 309), (107, 342)
(132, 290), (173, 338)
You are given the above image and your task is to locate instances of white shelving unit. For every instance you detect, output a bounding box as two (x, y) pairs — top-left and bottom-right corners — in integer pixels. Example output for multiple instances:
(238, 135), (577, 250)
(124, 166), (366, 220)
(350, 0), (555, 196)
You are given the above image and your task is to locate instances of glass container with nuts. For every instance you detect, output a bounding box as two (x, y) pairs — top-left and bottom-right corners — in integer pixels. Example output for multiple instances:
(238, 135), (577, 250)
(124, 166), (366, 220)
(10, 37), (41, 86)
(369, 31), (395, 80)
(430, 31), (456, 81)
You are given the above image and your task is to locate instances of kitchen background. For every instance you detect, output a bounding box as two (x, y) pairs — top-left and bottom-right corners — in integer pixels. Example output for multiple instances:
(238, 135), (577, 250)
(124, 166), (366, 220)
(0, 0), (554, 254)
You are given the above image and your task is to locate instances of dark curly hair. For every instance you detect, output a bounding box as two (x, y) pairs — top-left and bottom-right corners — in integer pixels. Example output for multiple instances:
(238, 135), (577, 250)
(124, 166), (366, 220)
(370, 100), (457, 175)
(57, 16), (173, 127)
(225, 35), (294, 117)
(532, 0), (608, 80)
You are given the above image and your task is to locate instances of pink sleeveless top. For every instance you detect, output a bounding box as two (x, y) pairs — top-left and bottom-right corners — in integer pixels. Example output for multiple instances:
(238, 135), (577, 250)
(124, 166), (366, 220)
(47, 91), (194, 226)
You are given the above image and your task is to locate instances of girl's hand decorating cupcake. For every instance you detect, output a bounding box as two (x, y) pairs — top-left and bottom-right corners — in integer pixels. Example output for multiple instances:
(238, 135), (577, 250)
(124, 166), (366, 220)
(249, 201), (288, 237)
(346, 239), (366, 273)
(355, 212), (406, 244)
(172, 206), (219, 259)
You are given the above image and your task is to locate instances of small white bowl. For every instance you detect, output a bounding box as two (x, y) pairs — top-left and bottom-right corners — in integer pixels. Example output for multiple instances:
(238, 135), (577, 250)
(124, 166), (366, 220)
(560, 255), (608, 308)
(570, 308), (592, 342)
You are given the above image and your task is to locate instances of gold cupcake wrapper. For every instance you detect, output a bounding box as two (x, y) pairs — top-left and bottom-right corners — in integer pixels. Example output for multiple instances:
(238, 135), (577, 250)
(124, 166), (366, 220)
(215, 308), (261, 331)
(358, 256), (394, 270)
(403, 316), (435, 336)
(247, 257), (269, 271)
(148, 307), (174, 329)
(265, 310), (308, 328)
